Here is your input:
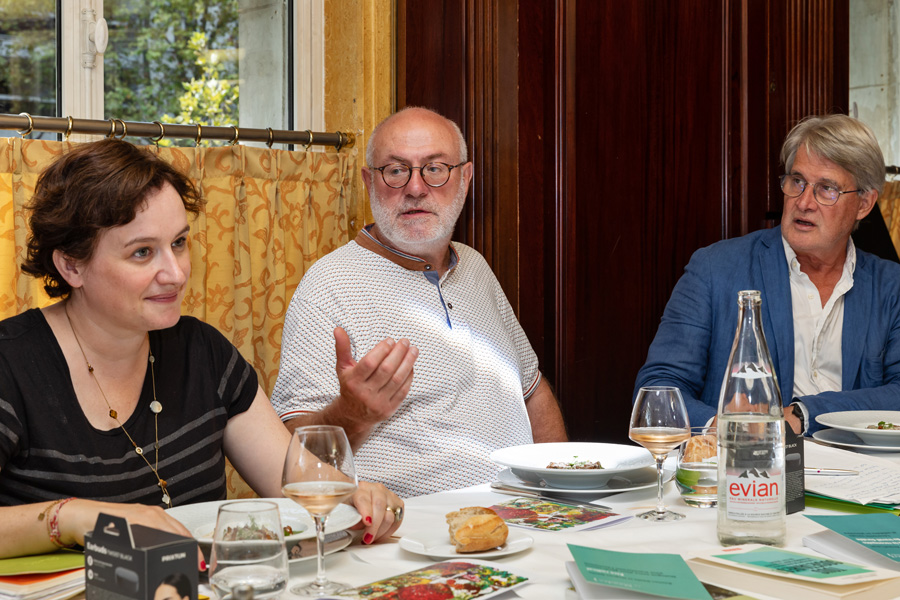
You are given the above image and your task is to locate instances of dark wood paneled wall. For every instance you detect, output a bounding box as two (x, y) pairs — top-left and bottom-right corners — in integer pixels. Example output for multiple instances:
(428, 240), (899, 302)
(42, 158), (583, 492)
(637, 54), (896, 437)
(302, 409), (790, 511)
(397, 0), (848, 443)
(559, 1), (729, 441)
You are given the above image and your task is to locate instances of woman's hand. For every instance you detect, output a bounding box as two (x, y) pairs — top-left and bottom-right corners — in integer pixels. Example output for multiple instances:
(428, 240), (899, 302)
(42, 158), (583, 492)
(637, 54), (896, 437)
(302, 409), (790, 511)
(60, 500), (206, 570)
(348, 481), (403, 544)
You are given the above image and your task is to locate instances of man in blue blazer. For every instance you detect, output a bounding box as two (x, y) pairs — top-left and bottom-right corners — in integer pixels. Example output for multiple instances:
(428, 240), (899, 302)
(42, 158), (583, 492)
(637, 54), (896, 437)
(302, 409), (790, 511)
(635, 115), (900, 435)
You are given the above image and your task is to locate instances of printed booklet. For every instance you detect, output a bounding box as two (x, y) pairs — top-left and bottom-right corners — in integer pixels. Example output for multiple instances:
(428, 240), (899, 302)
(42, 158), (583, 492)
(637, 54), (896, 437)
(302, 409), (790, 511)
(687, 544), (900, 600)
(335, 559), (529, 600)
(803, 513), (900, 572)
(487, 497), (630, 532)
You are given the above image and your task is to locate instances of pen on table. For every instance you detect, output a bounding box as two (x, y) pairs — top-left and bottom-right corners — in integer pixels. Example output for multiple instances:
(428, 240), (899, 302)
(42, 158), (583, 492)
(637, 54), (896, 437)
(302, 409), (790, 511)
(804, 467), (859, 476)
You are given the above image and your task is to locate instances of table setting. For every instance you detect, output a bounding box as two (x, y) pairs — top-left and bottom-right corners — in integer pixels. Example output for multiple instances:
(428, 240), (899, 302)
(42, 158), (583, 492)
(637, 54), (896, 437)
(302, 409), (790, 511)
(812, 410), (900, 452)
(151, 423), (900, 600)
(17, 417), (898, 600)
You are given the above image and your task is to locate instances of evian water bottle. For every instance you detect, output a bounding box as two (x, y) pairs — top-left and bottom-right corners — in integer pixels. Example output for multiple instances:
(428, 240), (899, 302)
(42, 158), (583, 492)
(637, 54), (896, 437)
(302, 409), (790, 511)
(716, 290), (785, 546)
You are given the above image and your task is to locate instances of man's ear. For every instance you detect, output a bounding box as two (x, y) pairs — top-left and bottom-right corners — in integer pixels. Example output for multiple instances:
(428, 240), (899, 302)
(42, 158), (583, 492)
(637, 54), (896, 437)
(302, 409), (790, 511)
(52, 249), (84, 289)
(461, 161), (474, 191)
(361, 166), (373, 190)
(856, 189), (878, 221)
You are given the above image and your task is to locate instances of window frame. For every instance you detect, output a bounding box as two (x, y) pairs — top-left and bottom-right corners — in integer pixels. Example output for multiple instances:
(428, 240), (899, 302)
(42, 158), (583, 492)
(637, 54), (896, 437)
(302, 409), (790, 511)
(58, 0), (323, 139)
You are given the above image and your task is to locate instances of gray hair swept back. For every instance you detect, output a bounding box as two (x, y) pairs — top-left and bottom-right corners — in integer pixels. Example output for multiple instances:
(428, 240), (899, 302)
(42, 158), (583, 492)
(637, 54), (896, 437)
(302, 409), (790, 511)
(365, 106), (468, 168)
(781, 114), (885, 196)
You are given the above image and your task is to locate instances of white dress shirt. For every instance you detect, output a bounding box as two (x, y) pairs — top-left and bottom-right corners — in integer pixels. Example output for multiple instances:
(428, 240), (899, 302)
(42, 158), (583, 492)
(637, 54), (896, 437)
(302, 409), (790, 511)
(783, 236), (856, 430)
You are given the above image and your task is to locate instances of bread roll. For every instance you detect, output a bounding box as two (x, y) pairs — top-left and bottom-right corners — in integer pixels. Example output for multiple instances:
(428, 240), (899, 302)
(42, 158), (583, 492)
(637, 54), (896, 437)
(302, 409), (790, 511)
(682, 434), (717, 462)
(445, 507), (509, 553)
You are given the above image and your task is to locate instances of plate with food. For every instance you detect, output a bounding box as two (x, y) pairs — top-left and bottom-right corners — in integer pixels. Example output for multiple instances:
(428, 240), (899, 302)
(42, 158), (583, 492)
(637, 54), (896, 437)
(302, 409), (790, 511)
(815, 411), (900, 447)
(166, 497), (360, 545)
(496, 466), (668, 494)
(490, 442), (654, 489)
(399, 507), (533, 559)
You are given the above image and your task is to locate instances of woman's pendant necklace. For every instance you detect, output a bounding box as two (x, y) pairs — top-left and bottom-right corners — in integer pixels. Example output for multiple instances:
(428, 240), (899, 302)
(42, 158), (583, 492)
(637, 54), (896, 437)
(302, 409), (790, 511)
(65, 304), (172, 508)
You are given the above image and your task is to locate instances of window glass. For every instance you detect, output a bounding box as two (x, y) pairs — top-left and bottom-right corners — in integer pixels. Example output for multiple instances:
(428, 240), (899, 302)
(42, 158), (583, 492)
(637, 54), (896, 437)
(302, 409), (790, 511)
(104, 0), (290, 147)
(0, 0), (57, 139)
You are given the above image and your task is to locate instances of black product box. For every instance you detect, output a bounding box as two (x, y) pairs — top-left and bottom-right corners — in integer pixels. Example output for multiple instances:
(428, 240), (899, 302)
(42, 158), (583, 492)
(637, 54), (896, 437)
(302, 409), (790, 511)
(85, 514), (198, 600)
(785, 425), (805, 514)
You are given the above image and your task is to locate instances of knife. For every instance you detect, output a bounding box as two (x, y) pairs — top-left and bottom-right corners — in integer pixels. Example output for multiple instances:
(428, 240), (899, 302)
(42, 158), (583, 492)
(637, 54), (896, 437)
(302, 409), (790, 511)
(489, 482), (612, 511)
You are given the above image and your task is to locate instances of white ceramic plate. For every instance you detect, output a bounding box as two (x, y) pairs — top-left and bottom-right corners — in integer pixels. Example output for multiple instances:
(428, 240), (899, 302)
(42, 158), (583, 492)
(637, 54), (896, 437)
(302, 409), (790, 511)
(816, 411), (900, 447)
(398, 529), (533, 559)
(166, 498), (360, 544)
(496, 466), (669, 494)
(490, 442), (654, 489)
(812, 428), (900, 453)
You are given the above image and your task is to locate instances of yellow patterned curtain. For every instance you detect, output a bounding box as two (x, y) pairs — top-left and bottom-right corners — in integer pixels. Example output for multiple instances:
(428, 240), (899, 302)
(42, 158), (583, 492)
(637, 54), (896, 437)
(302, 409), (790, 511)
(881, 181), (900, 259)
(0, 139), (362, 497)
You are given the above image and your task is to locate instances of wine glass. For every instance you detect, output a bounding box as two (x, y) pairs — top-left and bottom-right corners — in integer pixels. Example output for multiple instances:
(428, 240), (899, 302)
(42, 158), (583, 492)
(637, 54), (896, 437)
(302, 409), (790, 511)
(208, 500), (289, 600)
(629, 386), (691, 521)
(282, 425), (358, 597)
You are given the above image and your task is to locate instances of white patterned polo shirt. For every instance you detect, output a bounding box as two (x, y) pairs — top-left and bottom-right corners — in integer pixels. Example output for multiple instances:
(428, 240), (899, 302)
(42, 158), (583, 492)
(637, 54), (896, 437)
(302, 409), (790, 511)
(271, 225), (540, 497)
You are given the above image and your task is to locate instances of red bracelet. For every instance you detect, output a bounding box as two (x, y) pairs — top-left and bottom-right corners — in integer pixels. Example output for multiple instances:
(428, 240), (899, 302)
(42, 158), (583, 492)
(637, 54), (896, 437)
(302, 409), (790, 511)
(45, 498), (76, 548)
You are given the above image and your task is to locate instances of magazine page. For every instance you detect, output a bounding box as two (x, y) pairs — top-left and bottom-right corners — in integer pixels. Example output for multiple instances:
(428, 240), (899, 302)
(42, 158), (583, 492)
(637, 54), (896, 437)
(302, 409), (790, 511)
(334, 559), (529, 600)
(487, 497), (630, 532)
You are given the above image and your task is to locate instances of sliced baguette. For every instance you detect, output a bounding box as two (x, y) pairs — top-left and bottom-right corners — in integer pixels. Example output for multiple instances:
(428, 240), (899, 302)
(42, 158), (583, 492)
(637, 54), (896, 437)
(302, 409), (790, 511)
(445, 506), (509, 553)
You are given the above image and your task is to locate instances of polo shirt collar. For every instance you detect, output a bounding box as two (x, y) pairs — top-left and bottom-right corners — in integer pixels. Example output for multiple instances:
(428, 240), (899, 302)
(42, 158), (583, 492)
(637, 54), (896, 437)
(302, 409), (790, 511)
(356, 224), (458, 273)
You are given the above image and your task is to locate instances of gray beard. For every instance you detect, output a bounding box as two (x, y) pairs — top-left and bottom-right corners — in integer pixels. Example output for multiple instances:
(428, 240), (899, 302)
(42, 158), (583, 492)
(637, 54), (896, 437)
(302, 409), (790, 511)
(369, 176), (467, 254)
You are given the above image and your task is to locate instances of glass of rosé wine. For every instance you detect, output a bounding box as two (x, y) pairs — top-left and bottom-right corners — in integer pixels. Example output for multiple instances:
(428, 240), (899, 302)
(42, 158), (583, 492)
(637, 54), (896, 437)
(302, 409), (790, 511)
(629, 386), (690, 521)
(282, 425), (358, 596)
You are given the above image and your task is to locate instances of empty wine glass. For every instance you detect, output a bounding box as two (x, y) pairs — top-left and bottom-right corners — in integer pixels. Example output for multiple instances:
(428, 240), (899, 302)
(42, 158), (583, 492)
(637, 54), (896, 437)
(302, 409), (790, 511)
(629, 386), (691, 521)
(282, 425), (358, 597)
(208, 500), (289, 600)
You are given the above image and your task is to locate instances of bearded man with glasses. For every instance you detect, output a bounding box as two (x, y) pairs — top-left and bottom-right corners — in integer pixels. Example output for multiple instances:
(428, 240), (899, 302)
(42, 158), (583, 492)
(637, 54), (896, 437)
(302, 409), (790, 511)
(271, 107), (567, 498)
(635, 114), (900, 436)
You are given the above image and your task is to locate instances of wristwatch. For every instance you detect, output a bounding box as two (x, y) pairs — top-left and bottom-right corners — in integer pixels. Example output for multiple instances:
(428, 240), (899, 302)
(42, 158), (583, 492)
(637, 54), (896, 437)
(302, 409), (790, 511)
(790, 403), (806, 434)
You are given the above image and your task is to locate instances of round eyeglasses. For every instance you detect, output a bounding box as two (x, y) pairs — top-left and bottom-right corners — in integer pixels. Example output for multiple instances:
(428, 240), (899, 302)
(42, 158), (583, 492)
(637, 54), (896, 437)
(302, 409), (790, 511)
(370, 162), (465, 188)
(779, 174), (862, 207)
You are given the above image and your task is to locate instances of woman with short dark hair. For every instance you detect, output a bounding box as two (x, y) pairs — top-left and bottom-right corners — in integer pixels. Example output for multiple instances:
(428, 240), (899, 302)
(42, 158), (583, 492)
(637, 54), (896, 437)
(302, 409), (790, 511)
(0, 139), (402, 560)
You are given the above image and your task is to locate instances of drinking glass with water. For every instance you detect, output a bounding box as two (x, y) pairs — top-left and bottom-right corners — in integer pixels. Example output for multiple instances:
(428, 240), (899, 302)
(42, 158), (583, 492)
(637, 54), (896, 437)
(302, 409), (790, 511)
(209, 500), (289, 600)
(676, 427), (718, 508)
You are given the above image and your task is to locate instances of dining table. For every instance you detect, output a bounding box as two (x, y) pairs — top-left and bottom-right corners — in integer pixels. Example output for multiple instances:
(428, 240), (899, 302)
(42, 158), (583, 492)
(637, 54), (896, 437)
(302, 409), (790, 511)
(278, 439), (900, 600)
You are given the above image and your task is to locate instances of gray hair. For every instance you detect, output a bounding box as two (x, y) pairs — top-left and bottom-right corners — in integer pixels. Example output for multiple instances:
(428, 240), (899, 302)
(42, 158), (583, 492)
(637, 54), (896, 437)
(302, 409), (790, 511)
(781, 114), (885, 196)
(366, 106), (468, 167)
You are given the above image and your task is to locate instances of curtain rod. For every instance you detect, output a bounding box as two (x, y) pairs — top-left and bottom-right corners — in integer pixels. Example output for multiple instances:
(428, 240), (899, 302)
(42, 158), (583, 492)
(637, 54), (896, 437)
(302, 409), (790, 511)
(0, 113), (354, 150)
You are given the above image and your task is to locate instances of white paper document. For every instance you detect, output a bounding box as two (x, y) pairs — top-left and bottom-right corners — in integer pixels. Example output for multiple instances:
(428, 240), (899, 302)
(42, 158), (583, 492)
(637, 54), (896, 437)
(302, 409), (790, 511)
(805, 441), (900, 505)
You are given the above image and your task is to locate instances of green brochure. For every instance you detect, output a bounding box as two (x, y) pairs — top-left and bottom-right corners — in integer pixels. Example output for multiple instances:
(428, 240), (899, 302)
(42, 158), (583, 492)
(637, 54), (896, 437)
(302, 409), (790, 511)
(704, 546), (871, 579)
(804, 492), (900, 516)
(0, 549), (84, 575)
(688, 544), (899, 600)
(806, 513), (900, 563)
(568, 544), (713, 600)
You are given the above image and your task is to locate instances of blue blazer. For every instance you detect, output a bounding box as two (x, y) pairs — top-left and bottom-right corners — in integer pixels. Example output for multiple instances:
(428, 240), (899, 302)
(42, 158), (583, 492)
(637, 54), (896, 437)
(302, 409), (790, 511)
(634, 226), (900, 433)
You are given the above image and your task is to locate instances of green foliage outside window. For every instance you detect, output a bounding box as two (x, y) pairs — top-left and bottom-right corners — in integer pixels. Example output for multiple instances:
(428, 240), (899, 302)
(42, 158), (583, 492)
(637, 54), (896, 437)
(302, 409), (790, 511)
(1, 0), (241, 144)
(0, 0), (57, 118)
(104, 0), (240, 146)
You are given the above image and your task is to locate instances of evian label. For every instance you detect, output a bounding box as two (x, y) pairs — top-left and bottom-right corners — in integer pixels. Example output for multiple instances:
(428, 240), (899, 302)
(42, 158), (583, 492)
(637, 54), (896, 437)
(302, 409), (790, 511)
(725, 467), (783, 520)
(730, 363), (772, 380)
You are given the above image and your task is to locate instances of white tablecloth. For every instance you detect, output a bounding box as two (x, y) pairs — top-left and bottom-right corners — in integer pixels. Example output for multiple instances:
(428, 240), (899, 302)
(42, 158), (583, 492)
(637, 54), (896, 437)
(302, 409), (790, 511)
(284, 442), (900, 599)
